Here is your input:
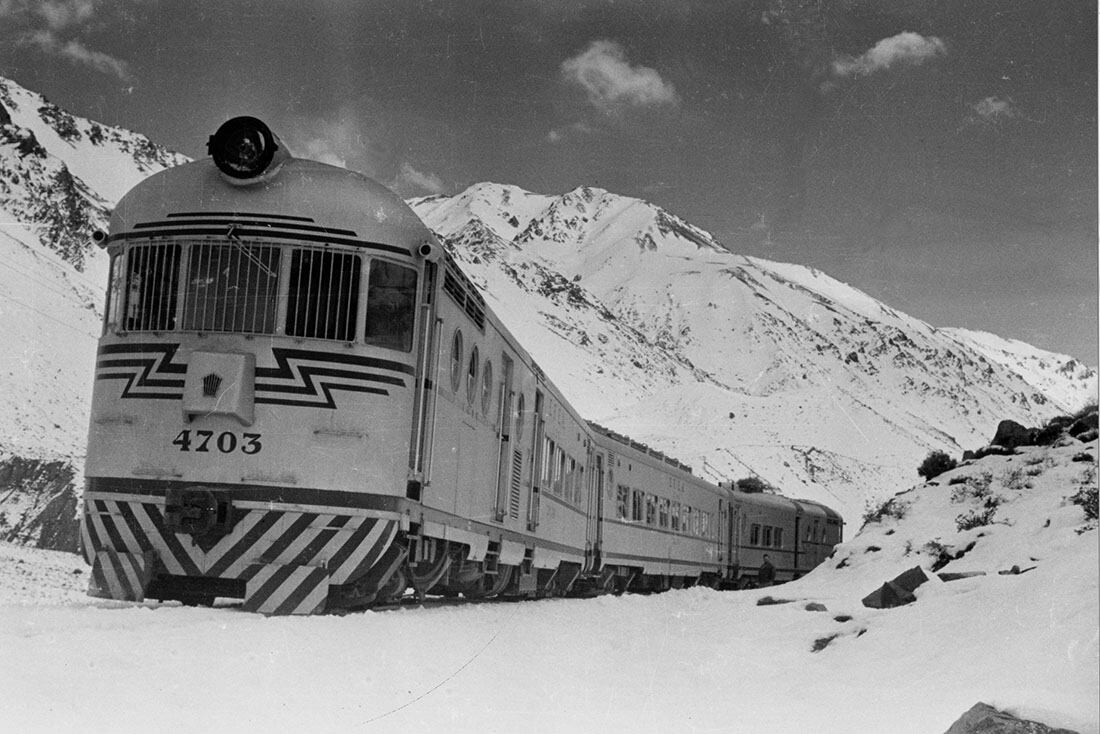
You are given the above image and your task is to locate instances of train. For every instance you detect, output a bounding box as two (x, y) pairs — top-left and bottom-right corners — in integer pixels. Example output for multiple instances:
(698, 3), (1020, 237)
(79, 116), (843, 615)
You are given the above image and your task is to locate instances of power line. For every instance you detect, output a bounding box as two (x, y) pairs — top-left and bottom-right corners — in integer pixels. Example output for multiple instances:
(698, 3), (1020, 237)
(0, 290), (98, 341)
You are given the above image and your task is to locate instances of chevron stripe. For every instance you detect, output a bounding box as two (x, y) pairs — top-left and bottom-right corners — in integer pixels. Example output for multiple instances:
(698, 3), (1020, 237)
(241, 563), (329, 615)
(88, 549), (155, 602)
(139, 504), (202, 576)
(204, 510), (283, 578)
(331, 520), (396, 585)
(80, 508), (98, 565)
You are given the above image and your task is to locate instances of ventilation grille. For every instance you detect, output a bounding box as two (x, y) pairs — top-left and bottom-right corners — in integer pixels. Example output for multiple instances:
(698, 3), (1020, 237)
(509, 449), (523, 519)
(123, 243), (180, 331)
(442, 263), (485, 330)
(182, 242), (280, 334)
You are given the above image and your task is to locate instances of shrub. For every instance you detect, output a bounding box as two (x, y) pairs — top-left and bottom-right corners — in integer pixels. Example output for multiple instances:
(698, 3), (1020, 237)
(918, 450), (957, 480)
(861, 497), (909, 526)
(955, 494), (1003, 531)
(736, 476), (775, 493)
(950, 472), (992, 503)
(1070, 485), (1098, 522)
(956, 506), (997, 531)
(1002, 467), (1026, 490)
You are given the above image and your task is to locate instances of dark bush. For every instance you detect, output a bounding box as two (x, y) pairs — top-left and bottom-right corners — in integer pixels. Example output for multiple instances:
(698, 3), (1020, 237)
(1070, 485), (1097, 521)
(918, 450), (957, 480)
(736, 476), (775, 493)
(861, 497), (909, 526)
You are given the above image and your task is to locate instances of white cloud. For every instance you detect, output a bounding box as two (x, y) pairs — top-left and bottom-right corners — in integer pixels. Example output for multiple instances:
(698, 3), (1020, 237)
(561, 40), (679, 110)
(395, 162), (445, 195)
(832, 32), (946, 79)
(972, 96), (1019, 121)
(35, 0), (95, 30)
(22, 30), (131, 81)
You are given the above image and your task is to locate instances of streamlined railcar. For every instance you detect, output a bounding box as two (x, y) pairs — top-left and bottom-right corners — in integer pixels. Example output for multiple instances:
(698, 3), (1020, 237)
(79, 117), (841, 614)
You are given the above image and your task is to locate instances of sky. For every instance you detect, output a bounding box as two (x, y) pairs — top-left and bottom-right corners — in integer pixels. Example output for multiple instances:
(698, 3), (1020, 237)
(1, 0), (1096, 363)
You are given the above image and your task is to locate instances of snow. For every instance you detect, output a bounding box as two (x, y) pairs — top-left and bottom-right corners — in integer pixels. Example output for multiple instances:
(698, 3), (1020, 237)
(0, 212), (101, 458)
(2, 441), (1096, 733)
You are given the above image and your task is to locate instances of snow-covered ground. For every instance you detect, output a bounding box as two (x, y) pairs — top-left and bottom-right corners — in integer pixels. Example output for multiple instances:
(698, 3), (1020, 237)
(3, 440), (1096, 734)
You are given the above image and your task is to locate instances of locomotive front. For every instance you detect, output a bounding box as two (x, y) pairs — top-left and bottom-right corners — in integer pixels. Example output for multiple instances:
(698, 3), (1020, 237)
(81, 118), (439, 613)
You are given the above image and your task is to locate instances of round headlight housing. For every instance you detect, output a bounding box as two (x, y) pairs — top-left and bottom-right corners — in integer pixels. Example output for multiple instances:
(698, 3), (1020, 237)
(207, 116), (280, 180)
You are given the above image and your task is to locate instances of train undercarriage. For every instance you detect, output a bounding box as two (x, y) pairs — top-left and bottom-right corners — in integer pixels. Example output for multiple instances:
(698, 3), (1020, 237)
(82, 485), (732, 614)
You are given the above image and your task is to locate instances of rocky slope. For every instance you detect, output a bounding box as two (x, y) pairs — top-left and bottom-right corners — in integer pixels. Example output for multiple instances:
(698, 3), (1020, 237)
(0, 75), (186, 547)
(411, 183), (1097, 522)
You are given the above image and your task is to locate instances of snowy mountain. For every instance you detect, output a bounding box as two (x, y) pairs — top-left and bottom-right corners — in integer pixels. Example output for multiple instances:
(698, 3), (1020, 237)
(411, 183), (1097, 523)
(0, 72), (1095, 547)
(0, 75), (186, 544)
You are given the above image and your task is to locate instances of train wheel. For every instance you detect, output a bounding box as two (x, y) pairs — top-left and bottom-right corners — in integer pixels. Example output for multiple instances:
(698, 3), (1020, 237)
(378, 567), (408, 604)
(408, 552), (453, 601)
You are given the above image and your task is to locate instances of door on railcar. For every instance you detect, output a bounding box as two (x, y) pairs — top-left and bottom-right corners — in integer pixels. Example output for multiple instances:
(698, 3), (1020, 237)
(492, 354), (515, 521)
(585, 451), (605, 570)
(408, 261), (438, 496)
(526, 390), (544, 531)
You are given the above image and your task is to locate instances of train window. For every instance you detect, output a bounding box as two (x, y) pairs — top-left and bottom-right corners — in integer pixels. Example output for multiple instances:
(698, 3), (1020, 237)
(681, 505), (690, 534)
(556, 449), (566, 495)
(774, 527), (784, 548)
(449, 329), (463, 392)
(750, 524), (761, 545)
(645, 495), (656, 525)
(701, 512), (709, 538)
(670, 502), (681, 531)
(123, 243), (180, 331)
(616, 485), (629, 520)
(481, 360), (493, 414)
(541, 438), (554, 486)
(575, 466), (584, 506)
(183, 242), (280, 334)
(466, 345), (479, 404)
(363, 260), (417, 351)
(762, 526), (773, 546)
(805, 525), (813, 542)
(515, 394), (525, 442)
(103, 254), (121, 333)
(631, 490), (644, 522)
(658, 498), (669, 528)
(286, 249), (361, 341)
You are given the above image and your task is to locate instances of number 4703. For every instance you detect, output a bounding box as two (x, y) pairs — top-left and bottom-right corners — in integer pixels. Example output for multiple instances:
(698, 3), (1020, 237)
(173, 430), (262, 454)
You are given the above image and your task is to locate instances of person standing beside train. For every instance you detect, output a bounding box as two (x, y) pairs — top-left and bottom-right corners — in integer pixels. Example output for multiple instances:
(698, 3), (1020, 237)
(758, 554), (776, 587)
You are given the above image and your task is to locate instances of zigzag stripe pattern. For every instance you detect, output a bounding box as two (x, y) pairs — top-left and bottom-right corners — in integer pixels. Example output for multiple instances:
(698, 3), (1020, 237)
(93, 344), (414, 409)
(95, 342), (186, 399)
(254, 347), (413, 407)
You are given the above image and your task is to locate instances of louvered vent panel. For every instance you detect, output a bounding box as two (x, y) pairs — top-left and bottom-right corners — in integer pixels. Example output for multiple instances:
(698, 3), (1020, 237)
(509, 449), (523, 519)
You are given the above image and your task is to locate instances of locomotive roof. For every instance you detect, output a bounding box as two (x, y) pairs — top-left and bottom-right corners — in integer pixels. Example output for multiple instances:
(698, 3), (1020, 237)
(109, 156), (437, 253)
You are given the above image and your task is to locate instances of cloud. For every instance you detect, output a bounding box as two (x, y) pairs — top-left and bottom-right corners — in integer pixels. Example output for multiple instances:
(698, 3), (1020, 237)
(561, 40), (679, 110)
(22, 30), (131, 80)
(971, 96), (1019, 122)
(832, 32), (946, 79)
(35, 0), (95, 30)
(5, 1), (131, 81)
(394, 162), (445, 195)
